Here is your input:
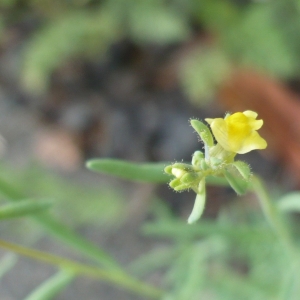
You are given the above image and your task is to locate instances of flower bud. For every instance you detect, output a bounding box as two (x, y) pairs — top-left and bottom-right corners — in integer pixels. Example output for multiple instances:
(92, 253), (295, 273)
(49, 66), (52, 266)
(169, 178), (189, 191)
(172, 163), (194, 171)
(169, 178), (181, 189)
(181, 172), (199, 184)
(171, 168), (186, 178)
(164, 165), (173, 175)
(192, 151), (204, 166)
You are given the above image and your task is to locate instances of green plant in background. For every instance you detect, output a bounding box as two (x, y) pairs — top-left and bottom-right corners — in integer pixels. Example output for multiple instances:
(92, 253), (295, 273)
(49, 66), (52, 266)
(1, 0), (300, 98)
(0, 111), (300, 299)
(2, 0), (300, 297)
(164, 110), (267, 223)
(86, 111), (300, 299)
(88, 111), (299, 300)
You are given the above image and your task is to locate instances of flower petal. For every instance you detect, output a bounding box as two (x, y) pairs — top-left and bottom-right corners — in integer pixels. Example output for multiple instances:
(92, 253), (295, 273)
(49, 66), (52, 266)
(237, 131), (267, 154)
(210, 118), (231, 151)
(206, 111), (267, 154)
(250, 119), (263, 130)
(243, 110), (258, 119)
(205, 118), (213, 125)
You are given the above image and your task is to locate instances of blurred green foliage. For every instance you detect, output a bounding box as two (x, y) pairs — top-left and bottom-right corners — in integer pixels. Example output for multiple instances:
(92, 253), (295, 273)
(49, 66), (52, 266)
(0, 163), (126, 230)
(1, 159), (300, 299)
(1, 1), (300, 299)
(1, 0), (300, 99)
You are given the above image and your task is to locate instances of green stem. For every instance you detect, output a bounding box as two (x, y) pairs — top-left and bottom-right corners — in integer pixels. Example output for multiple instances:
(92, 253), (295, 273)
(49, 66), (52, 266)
(252, 176), (296, 258)
(0, 176), (121, 270)
(0, 239), (164, 299)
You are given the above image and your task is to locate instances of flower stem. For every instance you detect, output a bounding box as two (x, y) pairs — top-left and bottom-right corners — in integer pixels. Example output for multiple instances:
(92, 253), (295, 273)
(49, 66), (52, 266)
(252, 176), (296, 258)
(0, 239), (164, 299)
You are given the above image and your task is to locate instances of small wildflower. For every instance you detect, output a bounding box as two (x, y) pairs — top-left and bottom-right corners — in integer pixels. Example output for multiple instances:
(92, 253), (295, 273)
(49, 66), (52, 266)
(205, 110), (267, 154)
(165, 110), (267, 224)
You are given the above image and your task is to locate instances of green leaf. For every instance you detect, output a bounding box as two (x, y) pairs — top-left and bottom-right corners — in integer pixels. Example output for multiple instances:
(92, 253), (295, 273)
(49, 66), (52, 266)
(222, 165), (249, 195)
(22, 9), (121, 94)
(86, 159), (171, 183)
(277, 192), (300, 213)
(0, 199), (52, 220)
(129, 3), (190, 44)
(188, 179), (206, 224)
(190, 119), (214, 147)
(24, 270), (75, 300)
(224, 5), (297, 77)
(181, 48), (231, 104)
(232, 161), (252, 181)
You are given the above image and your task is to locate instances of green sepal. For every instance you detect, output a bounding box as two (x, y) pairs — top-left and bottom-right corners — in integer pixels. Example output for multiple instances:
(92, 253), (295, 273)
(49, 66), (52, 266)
(169, 178), (181, 189)
(231, 161), (252, 181)
(200, 159), (209, 170)
(192, 151), (204, 167)
(209, 144), (235, 163)
(190, 119), (214, 147)
(210, 157), (222, 168)
(169, 179), (189, 191)
(173, 184), (191, 192)
(164, 165), (173, 175)
(180, 172), (199, 184)
(222, 165), (249, 195)
(171, 163), (194, 172)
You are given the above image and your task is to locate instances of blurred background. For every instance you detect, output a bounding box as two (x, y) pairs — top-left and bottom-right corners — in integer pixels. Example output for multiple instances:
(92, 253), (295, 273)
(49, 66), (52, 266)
(1, 0), (300, 299)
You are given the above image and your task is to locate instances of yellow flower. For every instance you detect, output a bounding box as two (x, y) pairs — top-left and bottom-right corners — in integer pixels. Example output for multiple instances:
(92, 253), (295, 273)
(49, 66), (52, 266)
(205, 110), (267, 154)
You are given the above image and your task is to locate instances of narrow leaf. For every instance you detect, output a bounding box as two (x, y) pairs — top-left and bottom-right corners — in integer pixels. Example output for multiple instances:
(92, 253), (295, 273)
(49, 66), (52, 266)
(188, 180), (206, 224)
(190, 119), (214, 147)
(232, 161), (251, 181)
(24, 270), (75, 300)
(0, 200), (52, 220)
(86, 159), (171, 183)
(277, 192), (300, 213)
(222, 166), (249, 195)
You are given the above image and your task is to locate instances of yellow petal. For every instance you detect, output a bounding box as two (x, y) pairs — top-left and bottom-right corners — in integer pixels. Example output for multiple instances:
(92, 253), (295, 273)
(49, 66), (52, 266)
(210, 118), (231, 151)
(227, 113), (252, 143)
(207, 111), (267, 154)
(205, 118), (213, 125)
(250, 119), (263, 130)
(243, 110), (258, 119)
(236, 131), (268, 154)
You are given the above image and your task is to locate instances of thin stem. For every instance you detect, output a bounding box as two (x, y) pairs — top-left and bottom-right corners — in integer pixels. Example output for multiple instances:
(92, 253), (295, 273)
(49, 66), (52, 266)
(0, 176), (121, 271)
(0, 239), (164, 299)
(252, 175), (296, 258)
